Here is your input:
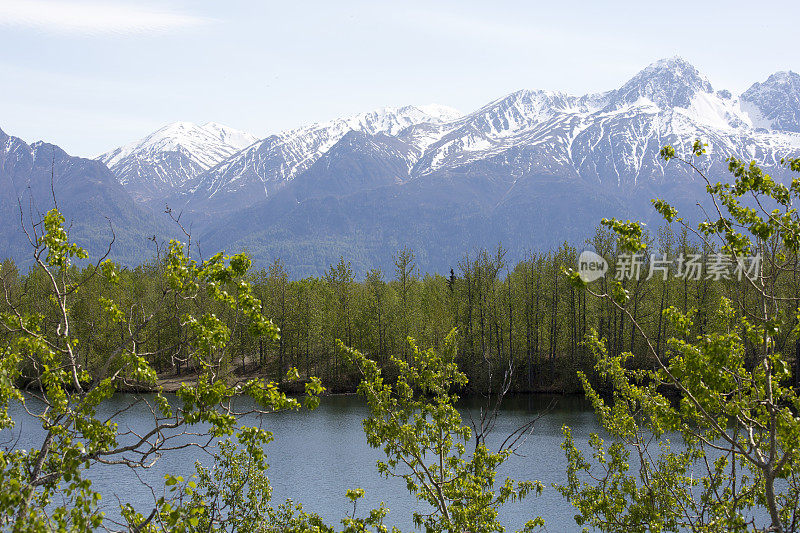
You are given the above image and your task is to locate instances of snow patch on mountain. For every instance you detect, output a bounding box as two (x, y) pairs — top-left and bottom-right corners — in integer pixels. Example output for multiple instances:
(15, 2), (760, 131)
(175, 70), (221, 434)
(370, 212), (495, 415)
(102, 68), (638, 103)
(189, 104), (462, 207)
(412, 58), (800, 181)
(102, 58), (800, 214)
(741, 71), (800, 132)
(101, 122), (257, 171)
(609, 56), (713, 109)
(98, 122), (258, 201)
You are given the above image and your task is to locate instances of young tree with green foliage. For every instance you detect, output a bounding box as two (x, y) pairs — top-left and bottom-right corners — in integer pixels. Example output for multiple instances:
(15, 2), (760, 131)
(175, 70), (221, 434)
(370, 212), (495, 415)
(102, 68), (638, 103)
(340, 330), (544, 533)
(0, 208), (323, 531)
(562, 141), (800, 532)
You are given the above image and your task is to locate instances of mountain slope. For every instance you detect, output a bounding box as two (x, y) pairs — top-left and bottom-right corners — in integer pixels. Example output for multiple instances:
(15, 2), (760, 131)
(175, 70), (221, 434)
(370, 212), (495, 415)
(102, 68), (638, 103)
(1, 128), (164, 267)
(183, 105), (462, 214)
(18, 58), (800, 275)
(288, 130), (416, 201)
(741, 71), (800, 132)
(411, 57), (799, 189)
(195, 58), (800, 274)
(99, 122), (257, 203)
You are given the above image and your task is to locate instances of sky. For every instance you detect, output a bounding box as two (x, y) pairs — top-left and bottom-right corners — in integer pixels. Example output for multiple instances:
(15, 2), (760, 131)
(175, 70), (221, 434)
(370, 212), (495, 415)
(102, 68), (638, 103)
(1, 0), (799, 157)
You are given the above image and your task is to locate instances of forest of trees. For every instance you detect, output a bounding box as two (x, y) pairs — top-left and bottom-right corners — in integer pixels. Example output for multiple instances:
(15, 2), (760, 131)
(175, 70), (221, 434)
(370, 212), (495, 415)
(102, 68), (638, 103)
(2, 223), (796, 396)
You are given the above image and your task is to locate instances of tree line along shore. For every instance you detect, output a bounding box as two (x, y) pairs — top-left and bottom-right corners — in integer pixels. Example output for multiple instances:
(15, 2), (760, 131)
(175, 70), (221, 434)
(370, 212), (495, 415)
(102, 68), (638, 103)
(3, 223), (793, 397)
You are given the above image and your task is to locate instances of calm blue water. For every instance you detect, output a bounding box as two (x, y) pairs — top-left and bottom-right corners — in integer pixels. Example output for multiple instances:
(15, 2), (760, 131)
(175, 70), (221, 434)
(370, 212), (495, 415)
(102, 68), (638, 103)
(7, 392), (759, 531)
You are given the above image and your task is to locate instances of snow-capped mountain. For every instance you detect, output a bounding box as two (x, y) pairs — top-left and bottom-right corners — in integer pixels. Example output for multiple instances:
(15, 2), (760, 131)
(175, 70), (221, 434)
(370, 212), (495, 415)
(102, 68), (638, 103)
(741, 70), (800, 132)
(97, 59), (800, 212)
(193, 57), (800, 274)
(410, 57), (800, 186)
(88, 57), (800, 274)
(98, 122), (257, 202)
(184, 104), (461, 213)
(608, 56), (713, 109)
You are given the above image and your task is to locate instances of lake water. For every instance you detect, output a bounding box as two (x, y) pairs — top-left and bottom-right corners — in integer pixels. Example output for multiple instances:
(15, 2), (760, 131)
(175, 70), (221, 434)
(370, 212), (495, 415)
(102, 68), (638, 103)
(4, 394), (611, 531)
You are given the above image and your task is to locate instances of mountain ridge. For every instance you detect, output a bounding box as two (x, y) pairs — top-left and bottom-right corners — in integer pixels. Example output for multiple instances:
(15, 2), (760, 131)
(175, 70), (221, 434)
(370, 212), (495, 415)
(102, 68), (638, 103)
(179, 104), (463, 214)
(100, 58), (800, 212)
(98, 121), (258, 203)
(0, 128), (166, 267)
(5, 57), (800, 274)
(190, 57), (800, 274)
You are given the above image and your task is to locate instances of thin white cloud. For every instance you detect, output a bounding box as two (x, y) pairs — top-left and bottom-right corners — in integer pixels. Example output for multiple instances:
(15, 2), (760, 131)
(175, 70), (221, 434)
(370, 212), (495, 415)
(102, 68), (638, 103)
(0, 1), (210, 35)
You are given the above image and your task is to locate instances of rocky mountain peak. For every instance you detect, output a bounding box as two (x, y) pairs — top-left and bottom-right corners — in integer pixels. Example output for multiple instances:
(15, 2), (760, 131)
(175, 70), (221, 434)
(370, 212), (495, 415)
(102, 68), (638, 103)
(741, 70), (800, 132)
(612, 56), (713, 109)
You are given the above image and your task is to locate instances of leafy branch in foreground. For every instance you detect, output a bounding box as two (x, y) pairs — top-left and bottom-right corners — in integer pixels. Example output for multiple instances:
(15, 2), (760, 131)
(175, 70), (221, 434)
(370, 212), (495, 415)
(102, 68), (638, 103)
(0, 207), (323, 531)
(341, 330), (544, 533)
(562, 141), (800, 532)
